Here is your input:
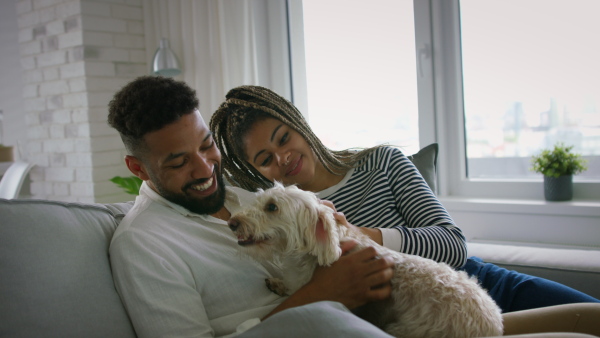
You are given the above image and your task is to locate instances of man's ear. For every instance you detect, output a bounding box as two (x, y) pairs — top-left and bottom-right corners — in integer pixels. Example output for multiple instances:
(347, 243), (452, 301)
(125, 155), (150, 181)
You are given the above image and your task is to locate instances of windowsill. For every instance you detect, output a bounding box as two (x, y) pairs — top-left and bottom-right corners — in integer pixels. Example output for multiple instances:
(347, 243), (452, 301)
(438, 196), (600, 218)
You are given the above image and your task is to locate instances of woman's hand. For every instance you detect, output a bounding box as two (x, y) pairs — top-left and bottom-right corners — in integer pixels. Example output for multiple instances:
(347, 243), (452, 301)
(322, 199), (383, 245)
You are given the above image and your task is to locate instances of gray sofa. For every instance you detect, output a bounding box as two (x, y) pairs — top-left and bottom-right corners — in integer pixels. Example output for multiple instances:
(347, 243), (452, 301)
(1, 198), (136, 337)
(1, 196), (599, 337)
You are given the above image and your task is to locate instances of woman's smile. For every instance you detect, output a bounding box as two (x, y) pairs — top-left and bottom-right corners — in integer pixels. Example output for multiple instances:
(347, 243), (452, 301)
(285, 156), (303, 176)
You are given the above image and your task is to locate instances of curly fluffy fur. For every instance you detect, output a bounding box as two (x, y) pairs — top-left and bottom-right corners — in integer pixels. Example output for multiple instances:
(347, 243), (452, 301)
(228, 183), (503, 338)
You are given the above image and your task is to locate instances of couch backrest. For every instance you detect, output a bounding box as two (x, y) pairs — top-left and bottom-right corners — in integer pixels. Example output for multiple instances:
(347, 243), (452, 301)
(0, 198), (136, 338)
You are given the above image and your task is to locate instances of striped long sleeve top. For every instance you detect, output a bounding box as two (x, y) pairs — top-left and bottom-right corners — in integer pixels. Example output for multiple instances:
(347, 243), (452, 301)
(317, 146), (467, 268)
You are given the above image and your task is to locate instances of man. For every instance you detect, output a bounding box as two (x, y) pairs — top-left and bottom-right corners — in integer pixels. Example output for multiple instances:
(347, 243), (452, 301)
(107, 76), (394, 338)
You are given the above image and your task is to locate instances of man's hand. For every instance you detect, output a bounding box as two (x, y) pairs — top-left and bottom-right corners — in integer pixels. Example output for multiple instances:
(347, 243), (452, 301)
(263, 202), (394, 319)
(264, 243), (393, 319)
(307, 241), (393, 309)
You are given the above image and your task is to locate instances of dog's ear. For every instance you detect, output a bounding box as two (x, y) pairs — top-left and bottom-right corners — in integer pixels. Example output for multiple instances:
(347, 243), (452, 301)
(311, 206), (342, 266)
(315, 218), (328, 243)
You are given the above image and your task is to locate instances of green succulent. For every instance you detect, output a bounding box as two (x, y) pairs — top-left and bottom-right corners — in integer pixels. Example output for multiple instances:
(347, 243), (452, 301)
(110, 175), (143, 195)
(531, 143), (588, 178)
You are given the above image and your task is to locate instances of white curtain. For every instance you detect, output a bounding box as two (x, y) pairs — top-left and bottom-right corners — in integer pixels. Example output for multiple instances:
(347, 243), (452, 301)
(143, 0), (292, 123)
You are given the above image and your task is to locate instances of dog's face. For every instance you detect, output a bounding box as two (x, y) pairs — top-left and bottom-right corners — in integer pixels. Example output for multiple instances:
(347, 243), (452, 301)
(228, 182), (342, 265)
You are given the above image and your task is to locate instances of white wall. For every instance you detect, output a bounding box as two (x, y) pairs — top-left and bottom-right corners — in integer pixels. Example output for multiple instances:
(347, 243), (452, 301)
(3, 0), (294, 203)
(0, 1), (26, 151)
(4, 0), (147, 203)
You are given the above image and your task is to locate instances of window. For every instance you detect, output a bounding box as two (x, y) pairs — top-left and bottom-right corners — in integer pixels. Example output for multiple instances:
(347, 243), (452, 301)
(432, 0), (600, 200)
(295, 0), (421, 155)
(289, 0), (599, 201)
(460, 0), (600, 180)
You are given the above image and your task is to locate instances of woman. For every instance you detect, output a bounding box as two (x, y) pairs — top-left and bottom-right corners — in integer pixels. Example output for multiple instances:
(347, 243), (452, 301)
(210, 85), (600, 316)
(212, 87), (465, 268)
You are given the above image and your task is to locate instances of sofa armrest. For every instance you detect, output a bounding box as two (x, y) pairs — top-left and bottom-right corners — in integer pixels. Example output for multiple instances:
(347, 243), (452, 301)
(0, 199), (136, 337)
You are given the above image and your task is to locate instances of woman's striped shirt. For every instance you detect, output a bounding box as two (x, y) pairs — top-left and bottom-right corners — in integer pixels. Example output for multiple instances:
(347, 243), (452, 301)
(317, 146), (467, 268)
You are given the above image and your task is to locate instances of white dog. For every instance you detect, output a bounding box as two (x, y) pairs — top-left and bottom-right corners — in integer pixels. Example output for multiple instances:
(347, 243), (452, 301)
(228, 183), (503, 338)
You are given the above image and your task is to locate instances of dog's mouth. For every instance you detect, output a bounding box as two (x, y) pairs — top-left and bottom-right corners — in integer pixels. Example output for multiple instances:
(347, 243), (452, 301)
(237, 235), (255, 246)
(236, 234), (269, 246)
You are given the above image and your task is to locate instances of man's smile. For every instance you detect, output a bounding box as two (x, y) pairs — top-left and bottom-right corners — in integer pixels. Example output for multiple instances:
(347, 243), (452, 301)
(185, 172), (218, 196)
(191, 176), (214, 191)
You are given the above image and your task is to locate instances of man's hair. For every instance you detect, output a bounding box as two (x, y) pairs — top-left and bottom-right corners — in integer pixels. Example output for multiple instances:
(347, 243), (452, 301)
(210, 85), (383, 191)
(108, 76), (199, 156)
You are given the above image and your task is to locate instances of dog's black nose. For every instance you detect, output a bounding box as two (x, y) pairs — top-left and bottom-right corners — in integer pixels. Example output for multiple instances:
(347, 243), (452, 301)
(228, 219), (239, 231)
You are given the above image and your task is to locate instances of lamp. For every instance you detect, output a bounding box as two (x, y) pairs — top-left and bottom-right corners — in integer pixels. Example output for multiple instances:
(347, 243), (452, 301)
(152, 38), (182, 77)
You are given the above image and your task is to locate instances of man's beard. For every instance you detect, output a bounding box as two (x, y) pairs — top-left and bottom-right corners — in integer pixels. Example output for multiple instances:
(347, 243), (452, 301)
(153, 166), (227, 215)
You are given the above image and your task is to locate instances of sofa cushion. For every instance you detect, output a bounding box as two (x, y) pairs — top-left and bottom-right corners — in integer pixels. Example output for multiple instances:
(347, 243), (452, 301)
(407, 143), (438, 193)
(468, 241), (600, 300)
(0, 199), (136, 337)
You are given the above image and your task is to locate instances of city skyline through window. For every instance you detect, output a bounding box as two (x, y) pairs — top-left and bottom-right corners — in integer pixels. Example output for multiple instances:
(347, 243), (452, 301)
(460, 0), (599, 179)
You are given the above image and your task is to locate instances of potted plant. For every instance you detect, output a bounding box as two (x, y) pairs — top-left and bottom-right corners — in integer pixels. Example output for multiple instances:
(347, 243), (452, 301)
(110, 175), (142, 196)
(531, 143), (588, 201)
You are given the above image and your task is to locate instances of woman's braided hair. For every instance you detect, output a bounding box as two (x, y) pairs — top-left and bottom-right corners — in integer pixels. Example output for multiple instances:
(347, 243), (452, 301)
(210, 85), (385, 191)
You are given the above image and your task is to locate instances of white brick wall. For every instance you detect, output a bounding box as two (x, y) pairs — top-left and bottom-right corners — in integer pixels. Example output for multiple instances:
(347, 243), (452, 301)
(39, 80), (69, 96)
(17, 0), (147, 202)
(44, 167), (75, 182)
(37, 50), (67, 67)
(60, 62), (85, 78)
(83, 17), (127, 33)
(43, 67), (60, 80)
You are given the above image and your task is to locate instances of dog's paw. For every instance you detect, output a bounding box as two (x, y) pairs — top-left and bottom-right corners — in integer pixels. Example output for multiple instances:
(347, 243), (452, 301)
(265, 278), (288, 296)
